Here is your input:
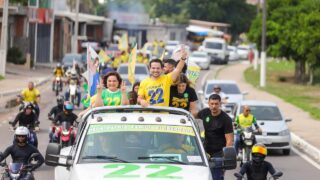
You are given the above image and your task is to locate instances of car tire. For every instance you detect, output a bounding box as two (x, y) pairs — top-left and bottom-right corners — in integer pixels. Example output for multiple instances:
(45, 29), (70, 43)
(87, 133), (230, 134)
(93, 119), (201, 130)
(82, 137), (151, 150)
(206, 65), (210, 70)
(283, 149), (290, 155)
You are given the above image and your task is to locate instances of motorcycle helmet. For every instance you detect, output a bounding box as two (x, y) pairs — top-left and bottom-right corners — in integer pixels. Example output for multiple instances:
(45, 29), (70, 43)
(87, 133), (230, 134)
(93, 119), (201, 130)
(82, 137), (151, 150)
(57, 63), (61, 68)
(252, 143), (267, 164)
(14, 126), (30, 143)
(57, 95), (64, 107)
(24, 102), (34, 111)
(63, 101), (74, 113)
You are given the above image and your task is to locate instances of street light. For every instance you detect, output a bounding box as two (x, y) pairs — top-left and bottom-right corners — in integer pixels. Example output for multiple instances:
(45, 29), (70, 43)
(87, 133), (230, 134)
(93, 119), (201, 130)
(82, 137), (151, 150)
(0, 0), (9, 77)
(260, 0), (267, 87)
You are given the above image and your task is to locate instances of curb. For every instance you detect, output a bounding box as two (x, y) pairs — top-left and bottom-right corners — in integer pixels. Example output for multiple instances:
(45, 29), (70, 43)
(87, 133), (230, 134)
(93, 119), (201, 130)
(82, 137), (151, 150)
(291, 132), (320, 164)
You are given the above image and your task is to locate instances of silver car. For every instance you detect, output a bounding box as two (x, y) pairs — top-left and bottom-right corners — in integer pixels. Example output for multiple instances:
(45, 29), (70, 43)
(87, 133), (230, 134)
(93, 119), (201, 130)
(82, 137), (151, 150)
(117, 63), (149, 84)
(189, 51), (210, 70)
(236, 100), (292, 155)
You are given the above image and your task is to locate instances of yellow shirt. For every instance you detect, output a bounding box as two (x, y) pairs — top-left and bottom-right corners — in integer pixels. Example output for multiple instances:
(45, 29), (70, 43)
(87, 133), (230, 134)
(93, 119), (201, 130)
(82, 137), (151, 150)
(112, 57), (122, 69)
(54, 68), (64, 77)
(21, 88), (40, 103)
(138, 74), (173, 106)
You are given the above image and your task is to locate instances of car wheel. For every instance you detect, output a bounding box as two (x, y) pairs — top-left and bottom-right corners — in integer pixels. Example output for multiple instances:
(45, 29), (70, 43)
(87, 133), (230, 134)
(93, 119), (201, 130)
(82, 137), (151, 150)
(206, 65), (210, 70)
(283, 149), (290, 155)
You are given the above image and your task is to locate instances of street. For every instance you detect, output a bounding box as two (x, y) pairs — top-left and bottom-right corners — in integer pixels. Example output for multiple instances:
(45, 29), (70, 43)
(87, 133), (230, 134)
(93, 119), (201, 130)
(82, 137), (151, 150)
(0, 62), (319, 180)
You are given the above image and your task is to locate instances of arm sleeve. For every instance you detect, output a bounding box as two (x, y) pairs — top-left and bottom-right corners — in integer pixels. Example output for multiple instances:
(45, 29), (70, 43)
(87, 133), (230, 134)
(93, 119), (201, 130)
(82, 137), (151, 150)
(166, 73), (174, 85)
(224, 116), (234, 134)
(267, 161), (276, 175)
(137, 81), (145, 97)
(189, 88), (198, 102)
(12, 113), (21, 126)
(252, 116), (259, 128)
(239, 162), (250, 175)
(48, 107), (55, 117)
(0, 145), (13, 162)
(53, 113), (61, 124)
(197, 109), (204, 120)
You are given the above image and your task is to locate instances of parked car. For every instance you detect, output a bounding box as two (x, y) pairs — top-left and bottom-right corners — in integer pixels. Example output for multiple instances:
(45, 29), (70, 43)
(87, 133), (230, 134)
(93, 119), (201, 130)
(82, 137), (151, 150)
(227, 46), (240, 61)
(189, 51), (210, 70)
(237, 45), (250, 60)
(197, 80), (248, 113)
(45, 106), (237, 180)
(117, 63), (149, 83)
(235, 100), (292, 155)
(200, 38), (229, 64)
(62, 53), (86, 73)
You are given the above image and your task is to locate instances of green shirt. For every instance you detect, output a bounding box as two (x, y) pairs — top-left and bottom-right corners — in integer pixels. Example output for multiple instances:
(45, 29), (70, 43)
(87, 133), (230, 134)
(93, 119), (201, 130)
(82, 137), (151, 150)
(101, 89), (126, 106)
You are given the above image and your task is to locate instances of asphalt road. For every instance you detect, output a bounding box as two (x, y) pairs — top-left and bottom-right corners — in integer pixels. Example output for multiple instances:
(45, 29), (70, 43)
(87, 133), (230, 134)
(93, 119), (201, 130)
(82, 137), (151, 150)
(0, 63), (319, 179)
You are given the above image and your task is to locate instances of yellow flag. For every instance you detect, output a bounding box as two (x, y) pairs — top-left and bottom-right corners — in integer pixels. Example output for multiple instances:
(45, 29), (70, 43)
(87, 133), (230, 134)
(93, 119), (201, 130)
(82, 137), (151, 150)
(98, 49), (110, 63)
(118, 32), (128, 51)
(160, 49), (166, 61)
(128, 44), (137, 85)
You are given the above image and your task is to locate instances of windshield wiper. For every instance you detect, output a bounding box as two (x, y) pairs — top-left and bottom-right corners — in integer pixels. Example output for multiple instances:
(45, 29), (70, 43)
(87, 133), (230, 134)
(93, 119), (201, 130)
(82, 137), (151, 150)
(82, 155), (129, 163)
(138, 156), (186, 165)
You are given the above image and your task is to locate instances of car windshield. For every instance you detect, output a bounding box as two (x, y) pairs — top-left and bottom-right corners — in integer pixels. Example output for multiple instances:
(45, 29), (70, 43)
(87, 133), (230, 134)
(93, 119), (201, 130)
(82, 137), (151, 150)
(240, 106), (282, 121)
(205, 83), (241, 95)
(191, 53), (206, 58)
(118, 66), (148, 75)
(79, 124), (204, 165)
(238, 47), (248, 51)
(63, 55), (81, 64)
(205, 42), (222, 50)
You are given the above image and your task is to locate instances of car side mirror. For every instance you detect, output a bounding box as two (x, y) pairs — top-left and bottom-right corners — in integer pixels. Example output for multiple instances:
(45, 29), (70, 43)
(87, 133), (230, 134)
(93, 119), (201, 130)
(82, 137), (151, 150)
(285, 118), (292, 122)
(208, 147), (237, 170)
(242, 91), (249, 96)
(197, 90), (204, 95)
(260, 122), (265, 126)
(45, 143), (72, 167)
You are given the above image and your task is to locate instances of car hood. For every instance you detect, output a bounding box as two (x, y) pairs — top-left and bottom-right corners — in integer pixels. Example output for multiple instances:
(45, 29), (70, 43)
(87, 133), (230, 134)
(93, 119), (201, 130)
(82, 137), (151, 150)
(256, 120), (288, 133)
(190, 57), (208, 62)
(70, 163), (212, 180)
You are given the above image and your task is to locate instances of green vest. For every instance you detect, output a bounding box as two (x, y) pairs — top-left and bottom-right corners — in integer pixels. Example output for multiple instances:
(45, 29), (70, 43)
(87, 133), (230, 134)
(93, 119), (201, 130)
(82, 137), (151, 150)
(238, 113), (254, 128)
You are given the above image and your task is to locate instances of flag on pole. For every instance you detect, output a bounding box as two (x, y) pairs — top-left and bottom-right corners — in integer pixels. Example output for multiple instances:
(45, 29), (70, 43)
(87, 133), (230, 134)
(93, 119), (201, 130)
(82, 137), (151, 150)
(187, 62), (201, 87)
(98, 49), (111, 64)
(160, 49), (166, 61)
(128, 43), (137, 85)
(118, 32), (128, 51)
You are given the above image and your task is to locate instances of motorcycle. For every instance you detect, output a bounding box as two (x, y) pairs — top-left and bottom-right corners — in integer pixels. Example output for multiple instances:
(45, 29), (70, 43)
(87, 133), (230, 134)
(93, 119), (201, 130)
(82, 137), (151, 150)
(53, 76), (63, 96)
(238, 127), (261, 167)
(69, 79), (79, 106)
(234, 171), (283, 180)
(0, 153), (41, 180)
(54, 121), (76, 148)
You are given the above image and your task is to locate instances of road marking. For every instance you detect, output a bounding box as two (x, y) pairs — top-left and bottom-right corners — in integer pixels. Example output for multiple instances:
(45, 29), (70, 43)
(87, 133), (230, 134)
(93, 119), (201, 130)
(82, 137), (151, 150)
(292, 147), (320, 170)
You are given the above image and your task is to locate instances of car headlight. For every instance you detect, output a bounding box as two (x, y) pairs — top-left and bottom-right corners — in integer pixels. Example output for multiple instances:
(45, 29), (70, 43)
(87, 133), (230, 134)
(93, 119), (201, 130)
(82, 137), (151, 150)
(279, 129), (290, 136)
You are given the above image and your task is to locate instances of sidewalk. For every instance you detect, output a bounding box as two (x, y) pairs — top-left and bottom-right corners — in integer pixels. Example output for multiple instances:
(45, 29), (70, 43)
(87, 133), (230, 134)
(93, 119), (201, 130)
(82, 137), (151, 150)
(215, 62), (320, 161)
(0, 63), (52, 111)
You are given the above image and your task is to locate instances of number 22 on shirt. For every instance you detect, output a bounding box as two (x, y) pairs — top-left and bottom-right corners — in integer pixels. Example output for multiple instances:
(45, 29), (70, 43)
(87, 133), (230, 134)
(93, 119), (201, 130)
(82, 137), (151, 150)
(148, 88), (164, 105)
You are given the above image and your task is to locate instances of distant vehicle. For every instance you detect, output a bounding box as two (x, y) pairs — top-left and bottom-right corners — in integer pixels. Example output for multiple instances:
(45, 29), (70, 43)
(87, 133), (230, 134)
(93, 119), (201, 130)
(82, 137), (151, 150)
(81, 41), (101, 51)
(236, 100), (292, 155)
(189, 51), (210, 70)
(106, 44), (121, 57)
(165, 40), (180, 52)
(237, 45), (250, 60)
(117, 63), (149, 83)
(228, 46), (240, 61)
(197, 80), (248, 112)
(201, 38), (229, 64)
(62, 53), (86, 73)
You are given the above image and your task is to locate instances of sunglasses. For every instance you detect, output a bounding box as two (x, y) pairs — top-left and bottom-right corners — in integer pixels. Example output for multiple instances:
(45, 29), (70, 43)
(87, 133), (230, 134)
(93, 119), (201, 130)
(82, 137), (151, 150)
(245, 110), (251, 112)
(16, 135), (26, 138)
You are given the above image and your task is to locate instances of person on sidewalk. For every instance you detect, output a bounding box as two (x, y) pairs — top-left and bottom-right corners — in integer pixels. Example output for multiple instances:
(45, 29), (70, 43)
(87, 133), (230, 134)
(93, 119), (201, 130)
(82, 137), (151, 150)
(234, 105), (262, 156)
(138, 46), (188, 107)
(194, 94), (234, 180)
(248, 48), (254, 64)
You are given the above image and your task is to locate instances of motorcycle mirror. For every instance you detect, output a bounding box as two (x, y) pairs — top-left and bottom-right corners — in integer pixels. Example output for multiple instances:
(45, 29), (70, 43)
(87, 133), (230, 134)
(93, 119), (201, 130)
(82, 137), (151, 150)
(273, 171), (283, 178)
(260, 122), (265, 125)
(28, 153), (40, 164)
(234, 172), (243, 178)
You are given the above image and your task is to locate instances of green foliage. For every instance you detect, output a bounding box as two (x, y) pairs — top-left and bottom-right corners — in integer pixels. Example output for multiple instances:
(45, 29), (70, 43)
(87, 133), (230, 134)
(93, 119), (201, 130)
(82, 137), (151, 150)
(0, 75), (3, 80)
(10, 0), (28, 6)
(7, 47), (26, 65)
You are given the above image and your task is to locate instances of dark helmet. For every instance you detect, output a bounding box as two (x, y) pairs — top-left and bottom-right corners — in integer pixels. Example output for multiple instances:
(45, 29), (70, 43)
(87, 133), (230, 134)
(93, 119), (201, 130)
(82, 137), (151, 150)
(252, 143), (267, 164)
(57, 95), (64, 106)
(63, 101), (74, 112)
(24, 102), (34, 111)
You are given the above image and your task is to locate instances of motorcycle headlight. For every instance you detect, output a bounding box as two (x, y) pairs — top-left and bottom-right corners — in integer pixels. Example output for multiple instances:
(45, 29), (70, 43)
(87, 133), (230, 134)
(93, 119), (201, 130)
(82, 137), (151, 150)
(62, 130), (70, 136)
(244, 140), (253, 146)
(279, 129), (290, 136)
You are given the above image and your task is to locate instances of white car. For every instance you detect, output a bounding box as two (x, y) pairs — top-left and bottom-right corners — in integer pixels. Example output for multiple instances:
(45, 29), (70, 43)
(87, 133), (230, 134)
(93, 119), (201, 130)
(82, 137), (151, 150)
(237, 45), (250, 60)
(117, 63), (149, 83)
(165, 40), (180, 52)
(45, 106), (237, 180)
(227, 46), (240, 61)
(236, 100), (292, 155)
(189, 51), (210, 70)
(201, 38), (229, 64)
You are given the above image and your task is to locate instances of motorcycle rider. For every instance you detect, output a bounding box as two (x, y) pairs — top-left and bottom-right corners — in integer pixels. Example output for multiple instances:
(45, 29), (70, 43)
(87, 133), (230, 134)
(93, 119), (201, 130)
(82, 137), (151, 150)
(20, 82), (40, 129)
(48, 95), (64, 120)
(65, 70), (81, 107)
(0, 127), (44, 179)
(51, 101), (78, 142)
(10, 103), (38, 130)
(234, 105), (262, 156)
(52, 63), (64, 91)
(235, 143), (278, 180)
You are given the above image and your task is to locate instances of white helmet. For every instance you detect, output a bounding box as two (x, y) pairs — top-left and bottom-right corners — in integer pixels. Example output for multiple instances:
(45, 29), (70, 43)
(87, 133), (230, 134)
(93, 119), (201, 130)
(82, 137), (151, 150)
(15, 126), (29, 136)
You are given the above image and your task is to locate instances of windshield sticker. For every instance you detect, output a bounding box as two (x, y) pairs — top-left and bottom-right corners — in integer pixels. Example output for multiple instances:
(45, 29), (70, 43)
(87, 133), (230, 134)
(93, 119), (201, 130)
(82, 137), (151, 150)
(187, 156), (202, 163)
(149, 154), (182, 161)
(88, 124), (195, 136)
(103, 163), (182, 179)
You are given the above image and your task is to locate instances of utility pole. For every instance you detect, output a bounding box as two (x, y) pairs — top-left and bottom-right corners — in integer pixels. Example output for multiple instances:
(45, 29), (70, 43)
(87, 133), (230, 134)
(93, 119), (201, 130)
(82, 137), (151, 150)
(260, 0), (267, 87)
(33, 0), (39, 69)
(0, 0), (9, 77)
(73, 0), (80, 53)
(254, 0), (261, 71)
(49, 0), (55, 63)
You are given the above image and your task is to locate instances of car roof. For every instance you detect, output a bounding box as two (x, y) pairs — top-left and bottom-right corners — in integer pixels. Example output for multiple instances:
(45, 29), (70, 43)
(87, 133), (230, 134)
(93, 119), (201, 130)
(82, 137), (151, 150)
(205, 80), (237, 84)
(239, 100), (277, 106)
(82, 106), (194, 127)
(192, 51), (207, 55)
(204, 38), (225, 42)
(118, 63), (147, 67)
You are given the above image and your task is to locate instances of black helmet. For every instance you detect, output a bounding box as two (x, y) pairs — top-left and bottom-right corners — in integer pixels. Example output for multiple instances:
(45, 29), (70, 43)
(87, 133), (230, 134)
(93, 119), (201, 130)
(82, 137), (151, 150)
(57, 95), (64, 106)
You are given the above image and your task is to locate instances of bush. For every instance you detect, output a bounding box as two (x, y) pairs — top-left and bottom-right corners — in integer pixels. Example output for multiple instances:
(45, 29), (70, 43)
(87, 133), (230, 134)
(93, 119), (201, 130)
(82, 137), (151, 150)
(7, 47), (25, 65)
